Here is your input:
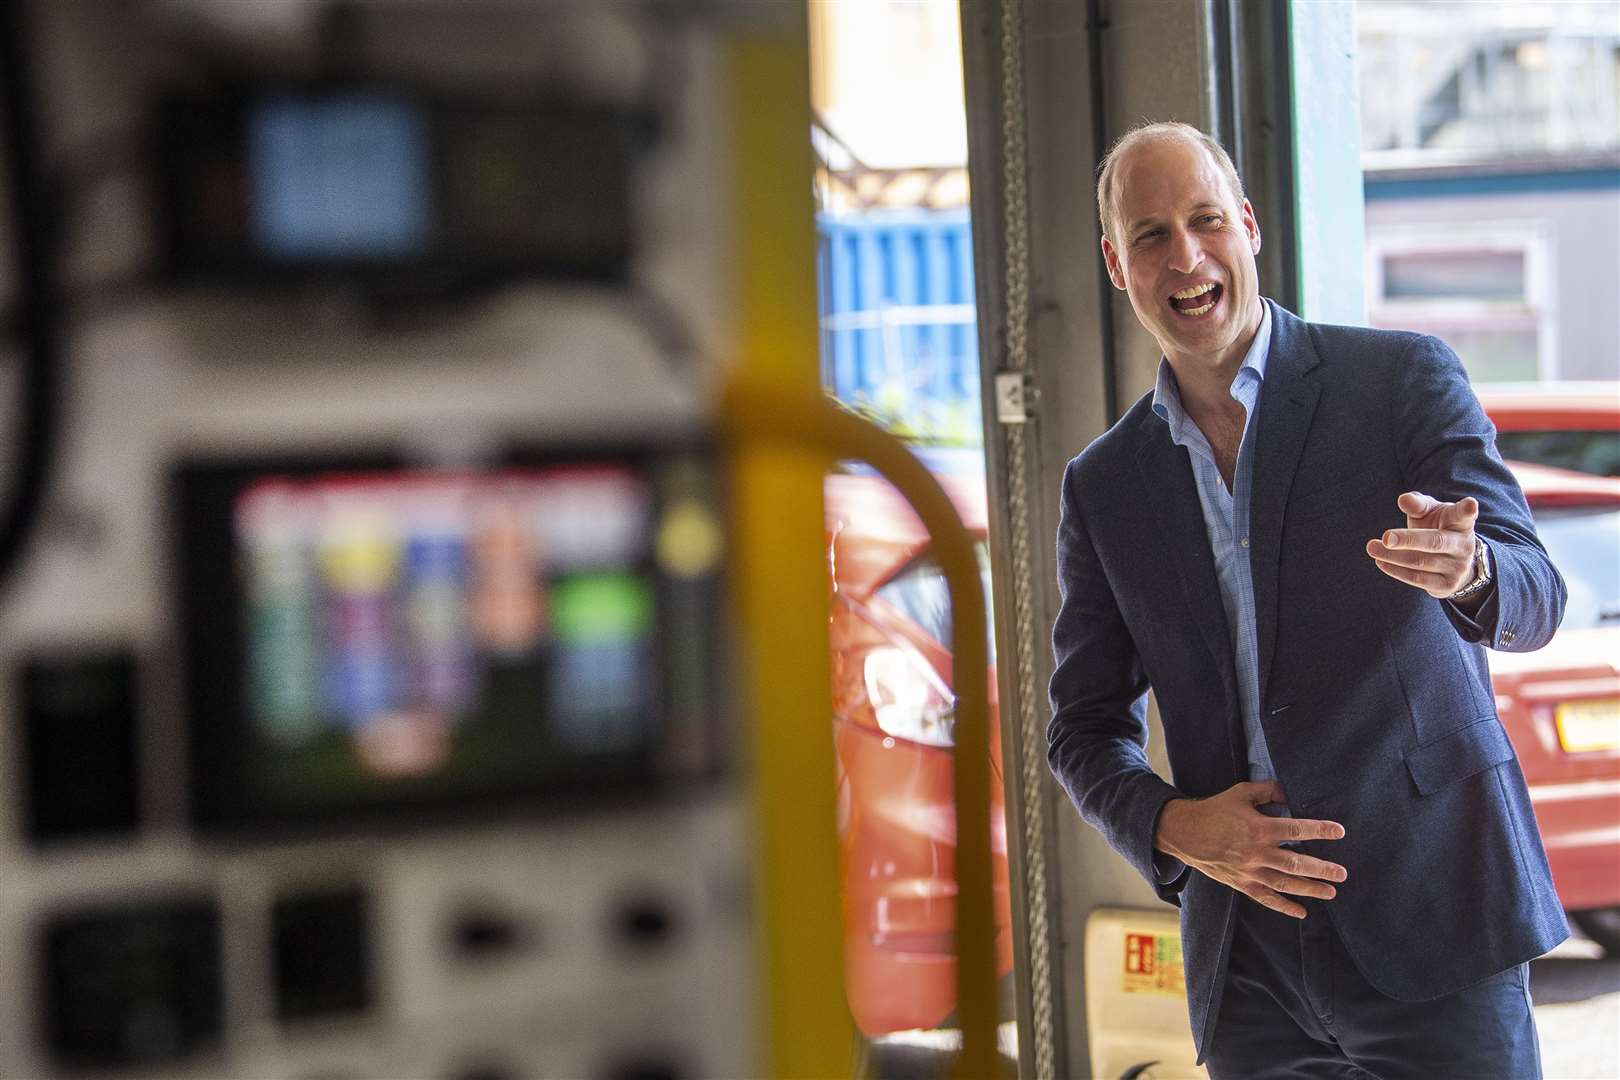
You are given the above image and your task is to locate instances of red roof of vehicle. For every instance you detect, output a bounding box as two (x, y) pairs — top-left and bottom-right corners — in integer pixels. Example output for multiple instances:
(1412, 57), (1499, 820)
(1509, 460), (1620, 507)
(1478, 382), (1620, 432)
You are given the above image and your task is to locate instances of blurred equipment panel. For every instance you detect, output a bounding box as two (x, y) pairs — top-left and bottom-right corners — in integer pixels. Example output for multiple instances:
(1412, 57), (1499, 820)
(158, 87), (642, 286)
(0, 1), (762, 1077)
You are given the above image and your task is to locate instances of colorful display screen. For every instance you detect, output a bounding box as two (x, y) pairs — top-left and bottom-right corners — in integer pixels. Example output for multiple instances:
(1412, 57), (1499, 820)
(178, 452), (721, 830)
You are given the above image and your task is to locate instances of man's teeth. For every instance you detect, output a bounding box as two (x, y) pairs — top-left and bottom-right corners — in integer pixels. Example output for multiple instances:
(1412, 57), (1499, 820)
(1170, 282), (1218, 316)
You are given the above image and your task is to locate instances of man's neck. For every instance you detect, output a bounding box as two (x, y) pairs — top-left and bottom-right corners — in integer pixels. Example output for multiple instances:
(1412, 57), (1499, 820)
(1163, 298), (1266, 418)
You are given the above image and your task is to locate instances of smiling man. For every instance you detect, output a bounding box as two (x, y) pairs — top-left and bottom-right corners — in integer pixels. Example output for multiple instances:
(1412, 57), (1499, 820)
(1047, 121), (1568, 1078)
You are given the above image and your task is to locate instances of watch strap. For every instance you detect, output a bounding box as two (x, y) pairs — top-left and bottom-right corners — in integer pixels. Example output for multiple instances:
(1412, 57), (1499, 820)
(1447, 535), (1492, 601)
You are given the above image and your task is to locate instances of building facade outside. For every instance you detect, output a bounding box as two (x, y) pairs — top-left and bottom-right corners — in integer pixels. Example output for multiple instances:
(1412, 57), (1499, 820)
(1358, 0), (1620, 385)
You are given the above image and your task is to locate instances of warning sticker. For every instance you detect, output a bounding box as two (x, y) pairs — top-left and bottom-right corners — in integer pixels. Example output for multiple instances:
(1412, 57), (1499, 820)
(1122, 930), (1186, 996)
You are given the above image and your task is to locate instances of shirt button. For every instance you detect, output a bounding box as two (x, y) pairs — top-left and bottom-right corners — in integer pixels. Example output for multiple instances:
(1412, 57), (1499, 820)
(1239, 537), (1250, 548)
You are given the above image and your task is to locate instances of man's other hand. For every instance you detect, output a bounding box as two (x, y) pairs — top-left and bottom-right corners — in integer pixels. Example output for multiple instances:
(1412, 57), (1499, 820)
(1365, 491), (1480, 598)
(1154, 782), (1347, 919)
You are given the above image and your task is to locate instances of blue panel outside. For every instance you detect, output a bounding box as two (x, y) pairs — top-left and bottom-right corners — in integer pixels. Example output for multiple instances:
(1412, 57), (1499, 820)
(923, 226), (950, 396)
(892, 227), (918, 397)
(816, 208), (979, 445)
(858, 228), (884, 392)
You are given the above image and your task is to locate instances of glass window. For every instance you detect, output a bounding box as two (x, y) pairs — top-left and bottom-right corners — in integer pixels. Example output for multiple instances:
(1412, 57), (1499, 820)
(1382, 249), (1525, 302)
(811, 2), (1010, 1055)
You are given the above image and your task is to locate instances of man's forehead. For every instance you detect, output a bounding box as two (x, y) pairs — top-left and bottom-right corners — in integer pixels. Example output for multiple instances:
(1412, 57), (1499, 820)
(1114, 138), (1235, 216)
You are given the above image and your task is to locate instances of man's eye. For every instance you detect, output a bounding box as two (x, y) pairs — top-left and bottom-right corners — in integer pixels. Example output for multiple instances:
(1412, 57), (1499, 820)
(1198, 214), (1223, 226)
(1133, 230), (1162, 245)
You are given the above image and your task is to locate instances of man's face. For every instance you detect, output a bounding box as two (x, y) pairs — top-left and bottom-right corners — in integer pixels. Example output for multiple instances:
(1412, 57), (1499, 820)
(1100, 137), (1263, 368)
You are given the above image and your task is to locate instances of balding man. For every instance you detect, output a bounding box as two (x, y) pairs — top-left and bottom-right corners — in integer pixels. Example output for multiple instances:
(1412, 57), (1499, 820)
(1048, 121), (1566, 1077)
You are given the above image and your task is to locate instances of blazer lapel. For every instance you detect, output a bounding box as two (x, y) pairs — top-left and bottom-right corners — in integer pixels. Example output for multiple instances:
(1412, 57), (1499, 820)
(1133, 415), (1242, 754)
(1250, 301), (1323, 700)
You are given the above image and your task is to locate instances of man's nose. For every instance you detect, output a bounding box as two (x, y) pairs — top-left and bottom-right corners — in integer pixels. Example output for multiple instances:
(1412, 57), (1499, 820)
(1167, 228), (1203, 274)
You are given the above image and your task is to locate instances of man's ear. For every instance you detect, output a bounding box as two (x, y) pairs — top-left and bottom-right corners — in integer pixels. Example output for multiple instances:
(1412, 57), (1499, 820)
(1242, 198), (1262, 254)
(1101, 235), (1127, 291)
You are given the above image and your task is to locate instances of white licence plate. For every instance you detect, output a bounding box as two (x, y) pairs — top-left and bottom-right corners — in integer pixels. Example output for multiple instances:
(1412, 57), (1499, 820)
(1556, 698), (1620, 753)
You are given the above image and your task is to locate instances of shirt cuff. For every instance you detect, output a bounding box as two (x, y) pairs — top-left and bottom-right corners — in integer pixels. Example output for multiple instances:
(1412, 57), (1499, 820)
(1152, 850), (1188, 886)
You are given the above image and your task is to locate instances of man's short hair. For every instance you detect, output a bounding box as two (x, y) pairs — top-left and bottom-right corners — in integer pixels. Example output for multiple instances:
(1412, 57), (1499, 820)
(1096, 121), (1245, 245)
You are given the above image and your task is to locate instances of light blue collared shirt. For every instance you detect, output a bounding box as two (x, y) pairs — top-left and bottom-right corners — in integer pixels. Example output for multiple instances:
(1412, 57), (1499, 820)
(1151, 302), (1279, 788)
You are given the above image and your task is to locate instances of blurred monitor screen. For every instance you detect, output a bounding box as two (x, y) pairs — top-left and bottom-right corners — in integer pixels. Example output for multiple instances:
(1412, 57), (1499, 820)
(248, 96), (432, 259)
(176, 449), (722, 832)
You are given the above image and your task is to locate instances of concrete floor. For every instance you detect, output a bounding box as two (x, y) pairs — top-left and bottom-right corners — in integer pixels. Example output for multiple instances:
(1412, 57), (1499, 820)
(1532, 932), (1620, 1080)
(865, 930), (1620, 1079)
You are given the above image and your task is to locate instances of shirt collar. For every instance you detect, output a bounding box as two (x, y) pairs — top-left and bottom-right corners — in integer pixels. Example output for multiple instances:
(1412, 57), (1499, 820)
(1152, 300), (1272, 440)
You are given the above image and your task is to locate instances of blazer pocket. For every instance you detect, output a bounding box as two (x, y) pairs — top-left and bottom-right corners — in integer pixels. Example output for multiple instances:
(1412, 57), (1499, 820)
(1405, 717), (1515, 796)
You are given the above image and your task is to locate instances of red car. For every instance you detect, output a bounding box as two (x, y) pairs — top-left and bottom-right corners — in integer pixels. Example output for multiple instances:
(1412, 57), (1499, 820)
(826, 469), (1012, 1037)
(1477, 382), (1620, 477)
(827, 448), (1620, 1036)
(1489, 461), (1620, 953)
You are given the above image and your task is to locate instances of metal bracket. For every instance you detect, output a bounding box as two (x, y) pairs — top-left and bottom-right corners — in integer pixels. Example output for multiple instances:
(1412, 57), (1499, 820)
(995, 371), (1035, 423)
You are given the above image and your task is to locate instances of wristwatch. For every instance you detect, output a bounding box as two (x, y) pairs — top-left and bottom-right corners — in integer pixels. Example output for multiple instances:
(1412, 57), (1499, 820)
(1447, 535), (1493, 602)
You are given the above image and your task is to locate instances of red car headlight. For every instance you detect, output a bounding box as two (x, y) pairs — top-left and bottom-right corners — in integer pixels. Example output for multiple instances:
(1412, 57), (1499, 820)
(863, 646), (955, 748)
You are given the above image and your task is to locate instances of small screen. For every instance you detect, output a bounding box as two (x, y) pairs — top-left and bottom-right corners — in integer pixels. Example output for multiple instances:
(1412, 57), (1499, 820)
(248, 95), (431, 259)
(178, 451), (722, 830)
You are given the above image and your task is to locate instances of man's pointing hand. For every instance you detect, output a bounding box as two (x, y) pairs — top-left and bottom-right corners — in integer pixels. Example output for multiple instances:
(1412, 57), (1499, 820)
(1154, 781), (1347, 919)
(1365, 491), (1482, 599)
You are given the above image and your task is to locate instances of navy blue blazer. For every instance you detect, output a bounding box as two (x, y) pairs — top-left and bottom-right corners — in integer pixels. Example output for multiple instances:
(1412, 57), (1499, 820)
(1048, 300), (1569, 1059)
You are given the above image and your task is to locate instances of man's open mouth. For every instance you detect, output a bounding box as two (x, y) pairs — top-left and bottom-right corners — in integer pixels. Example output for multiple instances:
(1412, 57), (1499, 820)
(1169, 282), (1222, 317)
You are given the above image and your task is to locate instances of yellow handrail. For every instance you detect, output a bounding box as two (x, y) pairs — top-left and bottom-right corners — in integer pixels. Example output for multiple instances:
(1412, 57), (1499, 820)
(722, 379), (1001, 1079)
(724, 20), (1000, 1077)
